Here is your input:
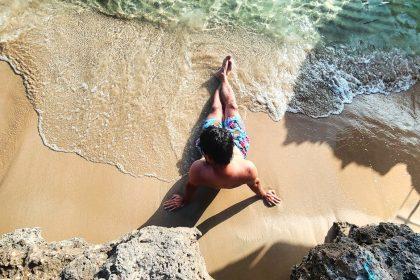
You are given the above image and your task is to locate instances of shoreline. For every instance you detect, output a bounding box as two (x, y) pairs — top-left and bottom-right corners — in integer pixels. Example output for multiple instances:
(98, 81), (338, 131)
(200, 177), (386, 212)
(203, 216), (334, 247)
(0, 60), (418, 279)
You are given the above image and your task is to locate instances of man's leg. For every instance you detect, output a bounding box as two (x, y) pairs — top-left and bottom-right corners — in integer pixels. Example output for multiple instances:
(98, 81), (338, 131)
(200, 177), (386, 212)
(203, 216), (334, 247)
(220, 77), (239, 118)
(215, 56), (239, 119)
(218, 56), (250, 158)
(206, 84), (223, 123)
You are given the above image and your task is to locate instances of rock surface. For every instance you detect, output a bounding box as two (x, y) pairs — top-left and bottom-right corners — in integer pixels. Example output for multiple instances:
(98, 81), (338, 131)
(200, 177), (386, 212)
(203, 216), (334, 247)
(291, 222), (420, 280)
(0, 226), (212, 279)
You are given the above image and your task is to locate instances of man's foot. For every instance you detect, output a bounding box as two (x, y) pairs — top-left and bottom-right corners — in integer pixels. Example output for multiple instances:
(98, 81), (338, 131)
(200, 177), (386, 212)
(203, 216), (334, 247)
(227, 57), (233, 74)
(215, 55), (232, 81)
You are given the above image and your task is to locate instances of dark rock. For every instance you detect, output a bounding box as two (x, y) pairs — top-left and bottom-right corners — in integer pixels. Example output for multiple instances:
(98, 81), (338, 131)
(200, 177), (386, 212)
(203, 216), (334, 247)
(291, 222), (420, 280)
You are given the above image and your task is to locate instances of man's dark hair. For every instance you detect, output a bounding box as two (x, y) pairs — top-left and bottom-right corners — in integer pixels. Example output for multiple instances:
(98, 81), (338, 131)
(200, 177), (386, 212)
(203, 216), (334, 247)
(199, 126), (234, 165)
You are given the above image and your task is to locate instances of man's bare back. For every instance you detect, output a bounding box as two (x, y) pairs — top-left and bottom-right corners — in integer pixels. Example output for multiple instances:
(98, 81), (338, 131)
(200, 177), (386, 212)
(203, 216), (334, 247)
(164, 56), (280, 211)
(190, 147), (255, 189)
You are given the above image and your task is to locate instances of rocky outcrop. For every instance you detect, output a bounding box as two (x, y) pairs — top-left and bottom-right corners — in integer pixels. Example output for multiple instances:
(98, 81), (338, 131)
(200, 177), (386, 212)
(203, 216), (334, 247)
(291, 222), (420, 280)
(0, 226), (212, 279)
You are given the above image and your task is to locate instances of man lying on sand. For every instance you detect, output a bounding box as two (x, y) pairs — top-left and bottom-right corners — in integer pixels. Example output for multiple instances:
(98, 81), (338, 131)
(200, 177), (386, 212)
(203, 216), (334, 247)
(164, 56), (281, 211)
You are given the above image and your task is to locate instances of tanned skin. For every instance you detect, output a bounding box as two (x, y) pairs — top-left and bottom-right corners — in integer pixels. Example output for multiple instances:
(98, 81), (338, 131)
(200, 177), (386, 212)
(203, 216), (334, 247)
(164, 56), (281, 211)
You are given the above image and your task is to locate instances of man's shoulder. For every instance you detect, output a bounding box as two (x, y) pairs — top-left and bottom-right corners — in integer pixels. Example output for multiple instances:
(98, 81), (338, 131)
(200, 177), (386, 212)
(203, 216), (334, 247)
(190, 159), (206, 171)
(188, 159), (207, 182)
(234, 158), (255, 169)
(241, 159), (257, 179)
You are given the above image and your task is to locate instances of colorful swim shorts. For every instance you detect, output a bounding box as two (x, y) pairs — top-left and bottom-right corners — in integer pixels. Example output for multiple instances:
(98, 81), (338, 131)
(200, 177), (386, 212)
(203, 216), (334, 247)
(198, 114), (250, 158)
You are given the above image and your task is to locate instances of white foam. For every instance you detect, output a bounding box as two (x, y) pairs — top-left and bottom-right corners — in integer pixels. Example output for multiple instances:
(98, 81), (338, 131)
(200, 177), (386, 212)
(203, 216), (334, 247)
(287, 47), (419, 118)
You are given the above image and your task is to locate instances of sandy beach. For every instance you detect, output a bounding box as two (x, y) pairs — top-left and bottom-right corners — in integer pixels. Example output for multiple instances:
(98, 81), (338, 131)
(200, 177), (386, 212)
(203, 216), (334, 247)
(1, 60), (418, 279)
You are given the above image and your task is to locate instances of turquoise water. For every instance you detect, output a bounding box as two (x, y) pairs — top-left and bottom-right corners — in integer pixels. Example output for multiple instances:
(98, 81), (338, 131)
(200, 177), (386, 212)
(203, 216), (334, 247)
(66, 0), (419, 118)
(0, 0), (418, 119)
(76, 0), (419, 53)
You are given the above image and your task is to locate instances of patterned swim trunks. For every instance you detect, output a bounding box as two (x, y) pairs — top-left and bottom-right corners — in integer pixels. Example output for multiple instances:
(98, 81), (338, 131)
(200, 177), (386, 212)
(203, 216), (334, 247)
(198, 114), (250, 158)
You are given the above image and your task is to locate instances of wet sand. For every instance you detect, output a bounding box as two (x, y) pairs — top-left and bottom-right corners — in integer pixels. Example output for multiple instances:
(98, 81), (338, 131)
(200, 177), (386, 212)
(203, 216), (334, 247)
(0, 61), (418, 279)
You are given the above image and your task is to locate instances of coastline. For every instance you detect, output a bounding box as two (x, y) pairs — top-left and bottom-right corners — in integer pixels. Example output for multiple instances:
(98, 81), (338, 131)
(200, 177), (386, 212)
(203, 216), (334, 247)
(0, 60), (418, 279)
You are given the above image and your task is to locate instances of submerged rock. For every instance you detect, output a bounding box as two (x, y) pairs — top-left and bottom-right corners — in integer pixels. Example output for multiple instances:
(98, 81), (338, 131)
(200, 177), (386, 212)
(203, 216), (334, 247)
(0, 226), (212, 279)
(291, 222), (420, 280)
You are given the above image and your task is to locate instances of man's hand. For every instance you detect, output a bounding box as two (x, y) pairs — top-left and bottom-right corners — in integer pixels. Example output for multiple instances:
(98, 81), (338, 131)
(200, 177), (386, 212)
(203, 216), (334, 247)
(262, 190), (281, 207)
(163, 194), (185, 211)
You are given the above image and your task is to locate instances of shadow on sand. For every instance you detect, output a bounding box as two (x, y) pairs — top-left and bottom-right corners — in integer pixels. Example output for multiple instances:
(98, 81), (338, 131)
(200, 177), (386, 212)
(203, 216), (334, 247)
(211, 242), (311, 280)
(140, 76), (218, 229)
(283, 87), (419, 230)
(282, 0), (420, 230)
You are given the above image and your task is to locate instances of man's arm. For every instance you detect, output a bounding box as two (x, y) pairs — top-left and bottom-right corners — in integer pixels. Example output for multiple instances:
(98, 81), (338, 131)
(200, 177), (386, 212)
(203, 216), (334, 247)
(247, 163), (281, 207)
(163, 181), (197, 211)
(163, 163), (200, 211)
(183, 181), (198, 204)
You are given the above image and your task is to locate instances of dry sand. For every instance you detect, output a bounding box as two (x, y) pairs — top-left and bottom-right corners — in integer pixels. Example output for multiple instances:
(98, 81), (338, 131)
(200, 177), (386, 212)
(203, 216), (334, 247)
(0, 60), (418, 279)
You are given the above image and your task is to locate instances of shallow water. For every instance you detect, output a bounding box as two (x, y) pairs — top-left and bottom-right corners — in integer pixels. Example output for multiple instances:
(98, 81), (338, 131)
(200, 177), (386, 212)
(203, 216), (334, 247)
(0, 0), (418, 179)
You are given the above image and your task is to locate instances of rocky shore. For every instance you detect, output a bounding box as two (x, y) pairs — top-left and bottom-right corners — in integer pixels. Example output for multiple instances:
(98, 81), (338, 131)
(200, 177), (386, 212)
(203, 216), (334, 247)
(0, 226), (212, 279)
(1, 222), (418, 279)
(291, 222), (420, 280)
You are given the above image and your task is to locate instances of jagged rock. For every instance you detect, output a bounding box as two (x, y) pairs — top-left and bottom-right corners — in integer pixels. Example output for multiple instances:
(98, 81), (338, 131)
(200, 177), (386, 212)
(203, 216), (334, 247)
(96, 227), (210, 280)
(291, 222), (420, 280)
(323, 221), (357, 243)
(0, 226), (212, 280)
